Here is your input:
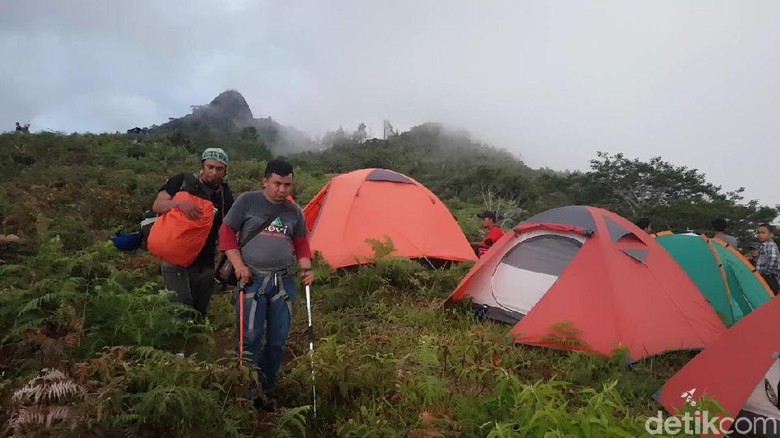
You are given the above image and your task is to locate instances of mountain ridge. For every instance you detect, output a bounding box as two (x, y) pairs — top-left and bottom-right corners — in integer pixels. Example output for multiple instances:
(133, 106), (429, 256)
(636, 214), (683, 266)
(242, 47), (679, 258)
(152, 90), (314, 156)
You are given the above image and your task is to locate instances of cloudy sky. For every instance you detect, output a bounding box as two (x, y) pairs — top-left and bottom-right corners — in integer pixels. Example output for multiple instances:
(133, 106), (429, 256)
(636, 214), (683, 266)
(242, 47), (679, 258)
(3, 1), (779, 206)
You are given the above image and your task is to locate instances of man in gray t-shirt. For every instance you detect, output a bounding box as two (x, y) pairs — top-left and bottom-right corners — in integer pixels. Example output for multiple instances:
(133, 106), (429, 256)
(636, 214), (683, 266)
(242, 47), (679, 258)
(223, 190), (308, 273)
(219, 159), (314, 411)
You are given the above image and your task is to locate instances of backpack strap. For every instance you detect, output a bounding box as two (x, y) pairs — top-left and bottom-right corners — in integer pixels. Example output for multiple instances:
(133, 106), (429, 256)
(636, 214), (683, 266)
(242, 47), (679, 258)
(178, 173), (224, 202)
(220, 183), (227, 220)
(236, 199), (292, 248)
(179, 173), (201, 194)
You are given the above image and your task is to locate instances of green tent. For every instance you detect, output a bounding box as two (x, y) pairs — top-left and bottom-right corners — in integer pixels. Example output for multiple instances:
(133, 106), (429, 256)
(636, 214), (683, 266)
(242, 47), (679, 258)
(655, 233), (773, 326)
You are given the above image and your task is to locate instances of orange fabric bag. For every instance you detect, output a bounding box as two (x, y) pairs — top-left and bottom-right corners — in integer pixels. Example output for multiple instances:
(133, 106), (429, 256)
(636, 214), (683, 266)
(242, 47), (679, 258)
(147, 191), (216, 267)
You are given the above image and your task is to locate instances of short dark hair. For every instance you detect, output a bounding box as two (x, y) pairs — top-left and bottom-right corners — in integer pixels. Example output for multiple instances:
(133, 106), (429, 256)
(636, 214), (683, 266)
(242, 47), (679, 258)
(477, 210), (497, 221)
(264, 159), (293, 178)
(635, 218), (651, 229)
(712, 218), (728, 232)
(759, 223), (774, 234)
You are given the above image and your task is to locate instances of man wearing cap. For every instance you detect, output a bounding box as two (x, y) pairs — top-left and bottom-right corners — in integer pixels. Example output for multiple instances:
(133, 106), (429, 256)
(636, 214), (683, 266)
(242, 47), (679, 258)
(152, 148), (234, 318)
(471, 210), (505, 257)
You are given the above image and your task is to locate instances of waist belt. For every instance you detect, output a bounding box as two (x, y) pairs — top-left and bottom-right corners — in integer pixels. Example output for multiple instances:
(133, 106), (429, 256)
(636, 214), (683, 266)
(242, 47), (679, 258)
(253, 267), (292, 277)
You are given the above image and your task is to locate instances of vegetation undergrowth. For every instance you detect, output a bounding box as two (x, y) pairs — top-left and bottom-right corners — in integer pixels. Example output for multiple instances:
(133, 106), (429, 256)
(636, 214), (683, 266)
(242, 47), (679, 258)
(1, 130), (763, 436)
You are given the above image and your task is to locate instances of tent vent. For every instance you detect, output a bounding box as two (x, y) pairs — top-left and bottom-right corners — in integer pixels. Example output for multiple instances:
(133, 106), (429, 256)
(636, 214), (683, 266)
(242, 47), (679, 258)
(524, 205), (596, 230)
(365, 169), (414, 184)
(605, 216), (634, 243)
(621, 248), (648, 263)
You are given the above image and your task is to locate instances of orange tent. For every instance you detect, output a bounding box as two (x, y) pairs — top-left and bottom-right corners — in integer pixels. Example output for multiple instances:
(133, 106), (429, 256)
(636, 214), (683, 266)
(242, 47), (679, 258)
(445, 205), (726, 362)
(303, 168), (477, 269)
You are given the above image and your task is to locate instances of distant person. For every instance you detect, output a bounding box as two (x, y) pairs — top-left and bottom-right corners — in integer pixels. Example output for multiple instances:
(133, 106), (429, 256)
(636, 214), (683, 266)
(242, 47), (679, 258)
(744, 244), (760, 267)
(152, 148), (234, 318)
(756, 223), (780, 295)
(15, 122), (22, 133)
(634, 218), (652, 234)
(712, 218), (739, 249)
(471, 210), (505, 257)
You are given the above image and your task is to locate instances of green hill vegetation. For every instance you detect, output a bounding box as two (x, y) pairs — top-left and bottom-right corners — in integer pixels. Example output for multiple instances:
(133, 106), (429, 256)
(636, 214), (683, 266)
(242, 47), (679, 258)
(0, 90), (776, 436)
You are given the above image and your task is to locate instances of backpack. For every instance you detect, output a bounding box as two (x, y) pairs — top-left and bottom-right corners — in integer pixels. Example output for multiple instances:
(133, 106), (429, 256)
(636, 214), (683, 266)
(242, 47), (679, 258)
(139, 174), (200, 251)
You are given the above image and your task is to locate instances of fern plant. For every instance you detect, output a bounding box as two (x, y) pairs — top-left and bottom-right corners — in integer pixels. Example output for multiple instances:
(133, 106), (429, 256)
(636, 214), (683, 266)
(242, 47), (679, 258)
(8, 368), (88, 437)
(273, 405), (312, 438)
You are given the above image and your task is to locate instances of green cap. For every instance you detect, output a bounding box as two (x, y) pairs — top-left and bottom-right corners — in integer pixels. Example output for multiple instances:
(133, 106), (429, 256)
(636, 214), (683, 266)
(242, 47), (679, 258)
(201, 148), (228, 165)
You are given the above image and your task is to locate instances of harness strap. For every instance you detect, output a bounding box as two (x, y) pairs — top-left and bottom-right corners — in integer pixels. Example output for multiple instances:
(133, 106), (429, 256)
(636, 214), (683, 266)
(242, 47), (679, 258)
(247, 276), (272, 331)
(270, 290), (287, 303)
(246, 274), (292, 333)
(272, 273), (294, 318)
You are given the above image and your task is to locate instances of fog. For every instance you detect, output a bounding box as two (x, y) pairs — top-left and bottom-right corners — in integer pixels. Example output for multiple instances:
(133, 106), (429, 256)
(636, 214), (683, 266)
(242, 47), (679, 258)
(2, 1), (779, 205)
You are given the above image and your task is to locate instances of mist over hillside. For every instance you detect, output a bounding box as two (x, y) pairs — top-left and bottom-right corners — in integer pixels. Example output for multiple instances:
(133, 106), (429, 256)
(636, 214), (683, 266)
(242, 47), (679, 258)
(151, 90), (315, 157)
(165, 91), (534, 160)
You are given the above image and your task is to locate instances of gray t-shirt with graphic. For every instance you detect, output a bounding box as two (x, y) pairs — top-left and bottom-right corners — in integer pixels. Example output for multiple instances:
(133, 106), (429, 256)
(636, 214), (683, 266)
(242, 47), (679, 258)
(223, 191), (308, 273)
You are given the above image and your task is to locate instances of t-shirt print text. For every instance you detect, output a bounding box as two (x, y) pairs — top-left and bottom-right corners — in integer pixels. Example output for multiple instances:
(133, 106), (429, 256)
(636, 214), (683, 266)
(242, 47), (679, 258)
(264, 217), (289, 236)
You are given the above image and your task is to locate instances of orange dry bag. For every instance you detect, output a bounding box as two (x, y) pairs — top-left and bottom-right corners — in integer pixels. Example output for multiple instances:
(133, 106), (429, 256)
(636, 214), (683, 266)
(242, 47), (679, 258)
(147, 191), (216, 267)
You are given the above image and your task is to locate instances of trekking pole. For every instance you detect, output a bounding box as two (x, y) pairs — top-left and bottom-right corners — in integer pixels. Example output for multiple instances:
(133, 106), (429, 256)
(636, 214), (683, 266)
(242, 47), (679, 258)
(238, 281), (245, 369)
(305, 284), (316, 418)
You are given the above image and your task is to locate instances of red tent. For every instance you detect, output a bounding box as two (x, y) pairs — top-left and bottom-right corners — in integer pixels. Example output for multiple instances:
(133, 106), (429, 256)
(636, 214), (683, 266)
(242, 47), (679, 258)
(658, 296), (780, 436)
(303, 168), (476, 269)
(446, 205), (726, 361)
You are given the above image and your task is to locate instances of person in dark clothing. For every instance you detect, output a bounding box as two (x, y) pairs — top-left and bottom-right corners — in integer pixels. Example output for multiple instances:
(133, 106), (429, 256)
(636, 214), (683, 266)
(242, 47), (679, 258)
(745, 243), (760, 267)
(712, 217), (739, 249)
(152, 148), (234, 317)
(634, 218), (652, 234)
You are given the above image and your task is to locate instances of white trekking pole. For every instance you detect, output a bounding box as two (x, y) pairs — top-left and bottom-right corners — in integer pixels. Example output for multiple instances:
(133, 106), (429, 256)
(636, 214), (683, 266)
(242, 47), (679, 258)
(305, 284), (316, 418)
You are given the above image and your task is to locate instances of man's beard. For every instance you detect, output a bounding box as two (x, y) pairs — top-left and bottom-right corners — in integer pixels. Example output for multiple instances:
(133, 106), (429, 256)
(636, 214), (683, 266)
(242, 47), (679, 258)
(199, 174), (220, 189)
